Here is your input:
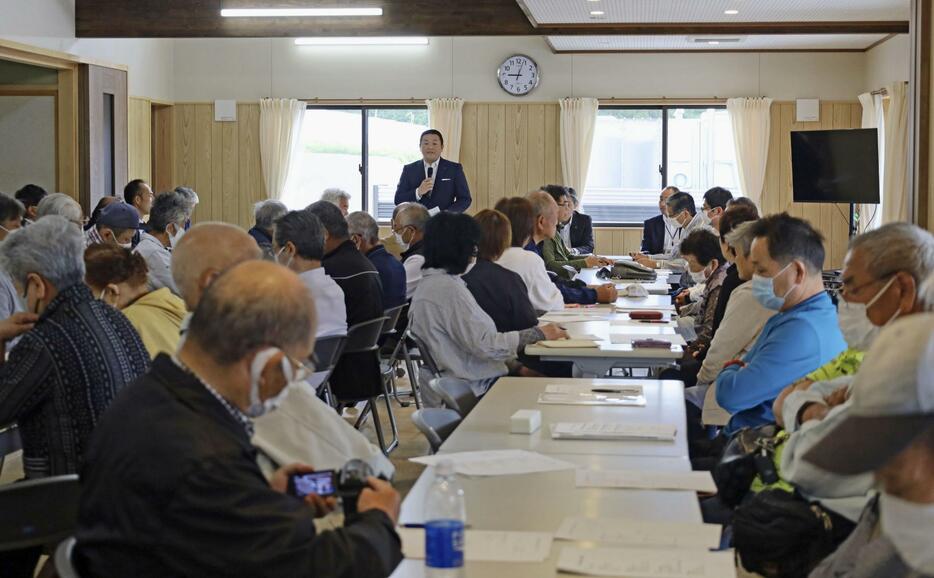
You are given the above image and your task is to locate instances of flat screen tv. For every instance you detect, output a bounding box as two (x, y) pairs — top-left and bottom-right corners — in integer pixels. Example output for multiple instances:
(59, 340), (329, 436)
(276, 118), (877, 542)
(791, 128), (880, 204)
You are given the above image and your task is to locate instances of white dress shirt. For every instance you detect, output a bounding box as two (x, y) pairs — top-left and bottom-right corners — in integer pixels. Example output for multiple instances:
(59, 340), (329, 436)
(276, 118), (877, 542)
(496, 247), (564, 313)
(133, 231), (177, 294)
(404, 253), (425, 299)
(416, 159), (440, 200)
(298, 268), (347, 338)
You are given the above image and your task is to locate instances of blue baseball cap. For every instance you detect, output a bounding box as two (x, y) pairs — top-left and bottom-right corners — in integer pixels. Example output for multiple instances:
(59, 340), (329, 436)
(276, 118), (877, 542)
(98, 202), (143, 230)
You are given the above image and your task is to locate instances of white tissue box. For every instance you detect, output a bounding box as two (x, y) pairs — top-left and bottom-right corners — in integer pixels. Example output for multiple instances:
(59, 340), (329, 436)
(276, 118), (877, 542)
(510, 409), (542, 434)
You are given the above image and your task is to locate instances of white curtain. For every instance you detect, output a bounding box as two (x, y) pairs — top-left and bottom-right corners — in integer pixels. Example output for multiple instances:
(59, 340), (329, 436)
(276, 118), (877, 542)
(259, 98), (306, 201)
(882, 82), (910, 224)
(858, 92), (885, 230)
(426, 98), (464, 162)
(726, 97), (773, 207)
(559, 97), (599, 197)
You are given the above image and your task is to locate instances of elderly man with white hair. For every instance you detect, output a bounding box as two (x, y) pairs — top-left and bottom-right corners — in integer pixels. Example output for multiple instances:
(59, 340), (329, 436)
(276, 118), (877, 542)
(36, 192), (84, 228)
(134, 191), (191, 294)
(0, 216), (149, 479)
(321, 187), (351, 216)
(248, 199), (288, 260)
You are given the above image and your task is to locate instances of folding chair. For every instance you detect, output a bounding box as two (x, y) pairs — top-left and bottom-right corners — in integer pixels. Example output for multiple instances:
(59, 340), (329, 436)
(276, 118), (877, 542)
(334, 317), (399, 454)
(311, 334), (347, 407)
(379, 304), (421, 409)
(0, 474), (81, 557)
(427, 377), (479, 417)
(0, 423), (22, 478)
(411, 409), (462, 454)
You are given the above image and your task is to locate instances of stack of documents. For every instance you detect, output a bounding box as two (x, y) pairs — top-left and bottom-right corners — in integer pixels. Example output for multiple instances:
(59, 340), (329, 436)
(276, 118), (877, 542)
(555, 517), (722, 548)
(550, 422), (677, 441)
(575, 468), (717, 493)
(557, 546), (735, 577)
(537, 384), (646, 407)
(410, 449), (576, 477)
(609, 334), (686, 346)
(398, 529), (553, 563)
(536, 340), (600, 349)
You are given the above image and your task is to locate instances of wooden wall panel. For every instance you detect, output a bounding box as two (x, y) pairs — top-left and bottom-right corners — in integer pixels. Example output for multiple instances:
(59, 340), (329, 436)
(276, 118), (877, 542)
(128, 97), (151, 183)
(169, 102), (265, 228)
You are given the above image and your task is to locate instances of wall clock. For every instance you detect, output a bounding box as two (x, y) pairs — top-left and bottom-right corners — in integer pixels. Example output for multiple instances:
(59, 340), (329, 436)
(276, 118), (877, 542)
(497, 54), (540, 97)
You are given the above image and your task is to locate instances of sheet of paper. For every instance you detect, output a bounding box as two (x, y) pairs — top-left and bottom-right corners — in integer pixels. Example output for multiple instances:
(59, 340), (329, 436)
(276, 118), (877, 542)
(410, 449), (576, 477)
(565, 333), (604, 341)
(545, 384), (644, 396)
(576, 469), (716, 493)
(538, 392), (647, 407)
(555, 517), (721, 549)
(537, 340), (601, 349)
(398, 529), (553, 562)
(557, 546), (736, 578)
(539, 314), (605, 324)
(609, 334), (686, 346)
(551, 422), (677, 441)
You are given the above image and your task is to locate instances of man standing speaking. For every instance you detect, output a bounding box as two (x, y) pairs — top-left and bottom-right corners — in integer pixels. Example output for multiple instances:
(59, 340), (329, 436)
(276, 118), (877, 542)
(394, 129), (471, 213)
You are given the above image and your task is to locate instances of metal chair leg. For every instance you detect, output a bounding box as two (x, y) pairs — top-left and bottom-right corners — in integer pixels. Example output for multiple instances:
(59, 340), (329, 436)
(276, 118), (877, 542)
(401, 341), (422, 409)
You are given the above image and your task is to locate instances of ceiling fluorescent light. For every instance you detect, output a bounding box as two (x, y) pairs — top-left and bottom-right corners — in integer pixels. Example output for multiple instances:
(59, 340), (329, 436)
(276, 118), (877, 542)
(724, 9), (739, 15)
(590, 10), (605, 15)
(221, 8), (382, 17)
(295, 37), (429, 46)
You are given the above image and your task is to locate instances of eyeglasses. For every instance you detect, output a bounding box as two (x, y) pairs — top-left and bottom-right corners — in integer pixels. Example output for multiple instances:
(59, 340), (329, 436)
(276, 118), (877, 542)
(284, 353), (317, 383)
(839, 274), (893, 300)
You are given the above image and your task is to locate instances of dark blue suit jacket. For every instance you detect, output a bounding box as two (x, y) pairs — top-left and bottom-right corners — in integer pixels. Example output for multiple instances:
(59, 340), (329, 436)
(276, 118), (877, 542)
(366, 245), (407, 310)
(641, 214), (666, 254)
(394, 157), (471, 213)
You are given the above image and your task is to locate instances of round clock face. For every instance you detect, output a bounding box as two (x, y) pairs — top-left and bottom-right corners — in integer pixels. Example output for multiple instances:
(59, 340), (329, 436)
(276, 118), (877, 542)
(497, 55), (540, 96)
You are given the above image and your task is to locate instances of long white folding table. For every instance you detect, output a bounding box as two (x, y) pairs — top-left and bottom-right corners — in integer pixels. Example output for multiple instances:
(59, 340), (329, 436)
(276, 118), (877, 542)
(391, 377), (705, 578)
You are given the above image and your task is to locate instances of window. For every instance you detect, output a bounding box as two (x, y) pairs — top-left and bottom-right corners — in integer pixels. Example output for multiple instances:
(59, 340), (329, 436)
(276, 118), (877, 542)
(585, 106), (741, 225)
(284, 106), (429, 220)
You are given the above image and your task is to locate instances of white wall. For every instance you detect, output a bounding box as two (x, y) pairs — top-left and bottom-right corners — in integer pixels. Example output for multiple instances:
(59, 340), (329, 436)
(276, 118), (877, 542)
(0, 96), (55, 193)
(173, 36), (867, 102)
(0, 0), (174, 101)
(865, 34), (910, 92)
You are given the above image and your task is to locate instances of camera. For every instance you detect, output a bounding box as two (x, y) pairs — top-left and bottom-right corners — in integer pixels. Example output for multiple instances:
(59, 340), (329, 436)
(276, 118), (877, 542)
(288, 459), (388, 516)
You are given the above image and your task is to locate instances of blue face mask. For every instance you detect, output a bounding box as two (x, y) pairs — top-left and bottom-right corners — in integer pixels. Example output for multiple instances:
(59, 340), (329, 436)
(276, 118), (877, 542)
(751, 263), (795, 311)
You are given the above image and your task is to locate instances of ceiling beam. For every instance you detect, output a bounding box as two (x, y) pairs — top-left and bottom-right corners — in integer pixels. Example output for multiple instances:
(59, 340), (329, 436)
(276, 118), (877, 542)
(74, 0), (908, 38)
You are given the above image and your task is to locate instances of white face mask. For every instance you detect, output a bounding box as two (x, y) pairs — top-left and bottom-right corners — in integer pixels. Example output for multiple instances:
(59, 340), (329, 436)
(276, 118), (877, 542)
(169, 224), (186, 248)
(663, 214), (681, 232)
(689, 266), (708, 285)
(879, 492), (934, 573)
(836, 299), (879, 351)
(245, 347), (307, 418)
(394, 228), (410, 251)
(109, 230), (132, 250)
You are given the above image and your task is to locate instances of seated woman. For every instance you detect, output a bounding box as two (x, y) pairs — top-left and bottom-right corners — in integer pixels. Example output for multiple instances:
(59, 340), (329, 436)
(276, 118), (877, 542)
(84, 244), (188, 359)
(408, 212), (566, 402)
(493, 197), (565, 313)
(462, 209), (538, 333)
(539, 185), (611, 279)
(679, 229), (728, 355)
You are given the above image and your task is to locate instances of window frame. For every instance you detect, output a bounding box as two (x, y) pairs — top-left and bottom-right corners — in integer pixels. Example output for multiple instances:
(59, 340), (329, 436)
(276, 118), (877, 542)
(303, 104), (428, 222)
(589, 104), (730, 227)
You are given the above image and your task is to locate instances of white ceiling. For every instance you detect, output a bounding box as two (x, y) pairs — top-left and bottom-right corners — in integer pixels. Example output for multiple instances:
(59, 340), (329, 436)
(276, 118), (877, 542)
(520, 0), (910, 24)
(548, 34), (890, 52)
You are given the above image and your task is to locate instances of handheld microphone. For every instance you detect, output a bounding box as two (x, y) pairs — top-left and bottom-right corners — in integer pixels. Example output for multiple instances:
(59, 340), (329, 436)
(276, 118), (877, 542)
(426, 166), (434, 195)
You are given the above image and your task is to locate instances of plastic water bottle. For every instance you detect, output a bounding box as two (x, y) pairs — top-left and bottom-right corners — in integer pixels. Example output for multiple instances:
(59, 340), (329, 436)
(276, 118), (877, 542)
(424, 459), (466, 577)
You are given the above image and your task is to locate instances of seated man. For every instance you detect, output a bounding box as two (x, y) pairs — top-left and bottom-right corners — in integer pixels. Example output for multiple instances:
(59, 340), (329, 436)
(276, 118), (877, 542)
(562, 188), (594, 256)
(124, 179), (154, 247)
(773, 223), (934, 522)
(641, 186), (680, 255)
(539, 184), (611, 279)
(715, 213), (846, 436)
(84, 202), (143, 248)
(272, 210), (347, 340)
(494, 197), (564, 312)
(347, 211), (406, 310)
(321, 188), (351, 216)
(14, 184), (46, 224)
(37, 193), (84, 228)
(249, 199), (288, 260)
(520, 191), (617, 306)
(634, 191), (714, 271)
(392, 202), (430, 299)
(306, 201), (384, 402)
(0, 216), (150, 478)
(409, 212), (566, 402)
(134, 191), (190, 294)
(74, 261), (402, 577)
(700, 186), (733, 230)
(804, 314), (934, 578)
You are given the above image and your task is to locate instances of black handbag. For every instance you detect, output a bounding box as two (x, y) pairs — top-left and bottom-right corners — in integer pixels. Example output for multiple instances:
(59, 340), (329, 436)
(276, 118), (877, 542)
(711, 424), (782, 507)
(733, 489), (856, 578)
